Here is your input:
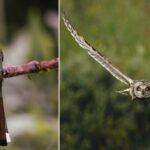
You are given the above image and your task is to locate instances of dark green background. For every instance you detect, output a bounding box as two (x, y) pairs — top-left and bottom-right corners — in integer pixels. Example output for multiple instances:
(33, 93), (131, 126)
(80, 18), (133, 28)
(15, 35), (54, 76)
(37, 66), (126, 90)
(60, 0), (150, 149)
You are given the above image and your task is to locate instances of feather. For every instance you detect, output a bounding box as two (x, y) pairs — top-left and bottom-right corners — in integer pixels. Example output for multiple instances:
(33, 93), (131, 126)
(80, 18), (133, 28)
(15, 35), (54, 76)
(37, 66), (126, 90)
(63, 16), (133, 85)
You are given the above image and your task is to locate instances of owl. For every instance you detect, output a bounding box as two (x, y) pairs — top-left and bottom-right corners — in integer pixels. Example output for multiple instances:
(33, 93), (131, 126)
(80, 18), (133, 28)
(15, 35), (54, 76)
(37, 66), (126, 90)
(63, 16), (150, 100)
(0, 51), (11, 146)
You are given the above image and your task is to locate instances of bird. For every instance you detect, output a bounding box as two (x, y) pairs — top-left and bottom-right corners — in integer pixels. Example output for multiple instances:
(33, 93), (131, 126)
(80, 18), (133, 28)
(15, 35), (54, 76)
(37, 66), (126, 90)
(63, 16), (150, 100)
(0, 50), (11, 146)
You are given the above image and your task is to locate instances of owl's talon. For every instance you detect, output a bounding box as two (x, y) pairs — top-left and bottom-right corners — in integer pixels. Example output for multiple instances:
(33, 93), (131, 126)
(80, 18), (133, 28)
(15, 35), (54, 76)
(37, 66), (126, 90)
(116, 88), (130, 96)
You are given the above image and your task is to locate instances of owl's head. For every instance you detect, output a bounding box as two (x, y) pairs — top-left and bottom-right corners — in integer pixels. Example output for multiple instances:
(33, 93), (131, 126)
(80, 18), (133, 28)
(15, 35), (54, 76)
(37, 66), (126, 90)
(133, 81), (150, 99)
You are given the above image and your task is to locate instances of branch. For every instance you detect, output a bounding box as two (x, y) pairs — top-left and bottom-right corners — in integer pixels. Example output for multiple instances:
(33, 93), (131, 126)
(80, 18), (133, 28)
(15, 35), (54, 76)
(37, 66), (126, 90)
(3, 58), (58, 78)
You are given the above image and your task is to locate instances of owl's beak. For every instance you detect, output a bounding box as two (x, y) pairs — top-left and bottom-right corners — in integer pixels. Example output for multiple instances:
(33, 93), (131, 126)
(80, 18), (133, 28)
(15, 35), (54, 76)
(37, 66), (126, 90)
(116, 88), (130, 96)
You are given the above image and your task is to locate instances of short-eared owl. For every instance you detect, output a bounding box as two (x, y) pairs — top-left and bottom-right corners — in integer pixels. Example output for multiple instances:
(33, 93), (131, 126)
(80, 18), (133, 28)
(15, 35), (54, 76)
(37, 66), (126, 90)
(63, 16), (150, 100)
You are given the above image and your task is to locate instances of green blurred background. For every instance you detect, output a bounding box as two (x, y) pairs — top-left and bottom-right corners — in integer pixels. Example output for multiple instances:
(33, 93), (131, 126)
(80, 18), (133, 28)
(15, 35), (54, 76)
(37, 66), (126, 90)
(60, 0), (150, 150)
(0, 0), (58, 149)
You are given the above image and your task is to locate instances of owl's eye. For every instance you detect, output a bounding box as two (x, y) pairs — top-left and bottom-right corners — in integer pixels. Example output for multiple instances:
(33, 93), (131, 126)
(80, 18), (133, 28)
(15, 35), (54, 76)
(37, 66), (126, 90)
(136, 86), (141, 91)
(145, 87), (150, 91)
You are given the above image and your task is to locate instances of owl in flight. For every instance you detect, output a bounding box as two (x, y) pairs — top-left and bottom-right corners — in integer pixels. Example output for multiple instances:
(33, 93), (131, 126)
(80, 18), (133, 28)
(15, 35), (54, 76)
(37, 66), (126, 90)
(63, 16), (150, 100)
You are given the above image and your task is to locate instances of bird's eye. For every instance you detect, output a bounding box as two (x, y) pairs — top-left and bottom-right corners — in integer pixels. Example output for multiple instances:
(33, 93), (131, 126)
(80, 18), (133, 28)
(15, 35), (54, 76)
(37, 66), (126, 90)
(145, 87), (150, 91)
(136, 86), (141, 91)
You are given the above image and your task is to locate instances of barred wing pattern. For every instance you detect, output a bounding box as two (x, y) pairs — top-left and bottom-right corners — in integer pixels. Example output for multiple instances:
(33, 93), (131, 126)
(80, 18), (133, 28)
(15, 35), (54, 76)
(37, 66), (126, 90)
(63, 16), (133, 85)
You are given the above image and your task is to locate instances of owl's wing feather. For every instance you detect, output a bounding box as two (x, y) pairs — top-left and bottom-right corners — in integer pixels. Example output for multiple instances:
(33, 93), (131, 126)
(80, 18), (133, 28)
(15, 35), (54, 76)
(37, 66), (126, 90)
(63, 16), (133, 85)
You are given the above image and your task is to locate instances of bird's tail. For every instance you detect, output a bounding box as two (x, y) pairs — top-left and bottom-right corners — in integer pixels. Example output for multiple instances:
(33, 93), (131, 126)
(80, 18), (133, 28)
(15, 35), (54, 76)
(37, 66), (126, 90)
(0, 90), (11, 146)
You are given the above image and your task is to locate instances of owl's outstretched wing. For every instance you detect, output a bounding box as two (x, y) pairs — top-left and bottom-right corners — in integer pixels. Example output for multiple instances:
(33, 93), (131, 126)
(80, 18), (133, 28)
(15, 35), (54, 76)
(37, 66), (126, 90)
(63, 16), (133, 85)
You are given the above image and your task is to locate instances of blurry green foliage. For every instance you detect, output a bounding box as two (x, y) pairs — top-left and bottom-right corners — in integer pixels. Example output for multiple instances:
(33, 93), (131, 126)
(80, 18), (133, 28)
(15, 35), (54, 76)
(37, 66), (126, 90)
(27, 10), (58, 116)
(2, 9), (58, 150)
(4, 0), (57, 41)
(61, 0), (150, 149)
(0, 0), (58, 149)
(28, 9), (55, 60)
(4, 123), (57, 150)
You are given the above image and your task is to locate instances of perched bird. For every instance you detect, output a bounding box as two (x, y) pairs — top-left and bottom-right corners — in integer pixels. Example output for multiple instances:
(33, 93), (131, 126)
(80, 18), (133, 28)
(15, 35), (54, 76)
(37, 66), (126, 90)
(0, 51), (11, 146)
(63, 16), (150, 100)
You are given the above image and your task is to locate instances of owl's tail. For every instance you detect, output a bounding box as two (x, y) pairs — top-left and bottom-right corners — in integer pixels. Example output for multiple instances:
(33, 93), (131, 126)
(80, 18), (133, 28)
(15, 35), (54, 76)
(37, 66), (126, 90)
(0, 89), (11, 146)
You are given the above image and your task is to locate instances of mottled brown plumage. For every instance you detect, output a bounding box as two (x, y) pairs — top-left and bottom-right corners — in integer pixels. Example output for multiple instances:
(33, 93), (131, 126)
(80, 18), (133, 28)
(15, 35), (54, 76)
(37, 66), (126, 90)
(0, 50), (10, 146)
